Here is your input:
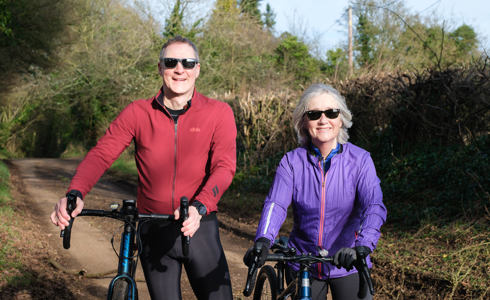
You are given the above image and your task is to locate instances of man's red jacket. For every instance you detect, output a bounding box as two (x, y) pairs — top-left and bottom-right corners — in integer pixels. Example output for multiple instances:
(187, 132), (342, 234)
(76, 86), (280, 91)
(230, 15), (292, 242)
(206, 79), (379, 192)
(68, 88), (237, 214)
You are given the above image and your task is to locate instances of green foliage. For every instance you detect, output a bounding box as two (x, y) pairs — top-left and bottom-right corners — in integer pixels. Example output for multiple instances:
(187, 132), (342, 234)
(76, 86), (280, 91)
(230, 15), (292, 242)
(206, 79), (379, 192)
(0, 0), (74, 97)
(0, 161), (20, 279)
(349, 0), (482, 72)
(0, 0), (12, 37)
(274, 33), (321, 85)
(379, 137), (489, 228)
(239, 0), (262, 24)
(162, 0), (202, 40)
(163, 0), (185, 38)
(1, 0), (161, 157)
(355, 12), (377, 67)
(197, 9), (281, 94)
(324, 47), (348, 78)
(213, 0), (239, 14)
(450, 24), (478, 56)
(262, 3), (276, 31)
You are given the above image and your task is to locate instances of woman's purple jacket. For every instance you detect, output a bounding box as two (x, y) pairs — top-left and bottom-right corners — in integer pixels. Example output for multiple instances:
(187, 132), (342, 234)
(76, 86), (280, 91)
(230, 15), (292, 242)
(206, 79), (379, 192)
(255, 143), (387, 279)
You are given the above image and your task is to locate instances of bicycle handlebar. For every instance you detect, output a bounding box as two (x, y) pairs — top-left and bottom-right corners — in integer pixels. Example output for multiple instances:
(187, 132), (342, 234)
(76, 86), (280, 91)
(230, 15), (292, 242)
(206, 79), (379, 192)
(242, 247), (261, 297)
(60, 193), (77, 249)
(59, 197), (190, 256)
(180, 197), (190, 257)
(243, 249), (375, 298)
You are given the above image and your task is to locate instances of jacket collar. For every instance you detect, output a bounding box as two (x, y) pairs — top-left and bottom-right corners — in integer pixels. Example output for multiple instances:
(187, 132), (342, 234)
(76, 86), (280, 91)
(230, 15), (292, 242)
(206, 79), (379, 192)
(306, 143), (344, 168)
(151, 87), (204, 115)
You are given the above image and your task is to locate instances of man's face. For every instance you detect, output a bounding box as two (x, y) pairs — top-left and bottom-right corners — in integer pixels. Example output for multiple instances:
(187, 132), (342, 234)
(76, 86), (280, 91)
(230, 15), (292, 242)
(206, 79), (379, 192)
(158, 42), (200, 99)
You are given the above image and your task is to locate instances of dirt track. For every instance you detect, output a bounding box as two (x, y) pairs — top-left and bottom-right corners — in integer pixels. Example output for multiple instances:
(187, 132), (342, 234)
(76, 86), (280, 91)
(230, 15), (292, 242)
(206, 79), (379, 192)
(8, 158), (254, 299)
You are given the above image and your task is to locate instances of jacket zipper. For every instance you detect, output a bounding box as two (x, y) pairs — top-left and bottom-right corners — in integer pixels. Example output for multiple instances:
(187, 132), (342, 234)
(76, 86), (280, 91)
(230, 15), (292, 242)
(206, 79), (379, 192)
(171, 120), (178, 212)
(317, 159), (328, 279)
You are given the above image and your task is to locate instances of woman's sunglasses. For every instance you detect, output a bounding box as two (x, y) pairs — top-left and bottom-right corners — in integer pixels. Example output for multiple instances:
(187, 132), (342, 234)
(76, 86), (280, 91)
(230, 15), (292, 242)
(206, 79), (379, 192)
(161, 57), (199, 69)
(305, 109), (341, 120)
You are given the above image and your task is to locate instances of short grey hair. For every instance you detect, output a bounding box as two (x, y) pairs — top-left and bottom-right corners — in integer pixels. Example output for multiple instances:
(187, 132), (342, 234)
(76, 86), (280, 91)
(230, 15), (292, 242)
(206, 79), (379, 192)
(159, 35), (199, 61)
(292, 83), (353, 146)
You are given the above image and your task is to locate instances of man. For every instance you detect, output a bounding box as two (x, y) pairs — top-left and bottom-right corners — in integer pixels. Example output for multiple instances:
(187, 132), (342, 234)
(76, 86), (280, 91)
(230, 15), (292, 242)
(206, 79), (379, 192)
(50, 36), (236, 299)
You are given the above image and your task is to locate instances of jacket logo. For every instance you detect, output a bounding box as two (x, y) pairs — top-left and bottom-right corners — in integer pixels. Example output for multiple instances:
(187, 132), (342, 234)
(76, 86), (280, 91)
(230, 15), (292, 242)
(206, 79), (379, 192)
(212, 185), (219, 197)
(190, 127), (201, 132)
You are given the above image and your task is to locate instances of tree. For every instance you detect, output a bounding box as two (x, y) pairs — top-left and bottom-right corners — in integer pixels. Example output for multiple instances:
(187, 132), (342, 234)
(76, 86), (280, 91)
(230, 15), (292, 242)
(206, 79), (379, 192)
(450, 24), (478, 56)
(263, 3), (276, 31)
(324, 47), (348, 78)
(347, 0), (481, 72)
(239, 0), (262, 24)
(163, 0), (184, 38)
(274, 33), (321, 85)
(355, 13), (376, 67)
(197, 0), (279, 94)
(162, 0), (201, 39)
(213, 0), (239, 14)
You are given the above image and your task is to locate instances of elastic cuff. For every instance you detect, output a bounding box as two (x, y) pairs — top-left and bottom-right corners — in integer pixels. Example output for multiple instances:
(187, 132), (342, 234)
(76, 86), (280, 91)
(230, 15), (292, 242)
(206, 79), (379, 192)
(66, 189), (83, 200)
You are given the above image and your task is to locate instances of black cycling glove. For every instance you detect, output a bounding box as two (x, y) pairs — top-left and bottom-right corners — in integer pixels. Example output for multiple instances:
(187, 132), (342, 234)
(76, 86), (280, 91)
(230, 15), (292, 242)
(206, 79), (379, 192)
(355, 246), (372, 259)
(333, 247), (357, 271)
(243, 237), (271, 268)
(334, 246), (372, 271)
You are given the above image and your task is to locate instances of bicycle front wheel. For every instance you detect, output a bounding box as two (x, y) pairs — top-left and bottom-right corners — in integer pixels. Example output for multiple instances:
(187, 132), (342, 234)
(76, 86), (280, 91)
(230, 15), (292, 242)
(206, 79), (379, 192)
(111, 279), (130, 300)
(253, 265), (278, 300)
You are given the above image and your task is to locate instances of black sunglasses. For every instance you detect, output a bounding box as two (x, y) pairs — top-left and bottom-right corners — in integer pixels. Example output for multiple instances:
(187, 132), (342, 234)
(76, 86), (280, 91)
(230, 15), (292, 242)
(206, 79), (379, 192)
(305, 109), (341, 120)
(161, 57), (199, 69)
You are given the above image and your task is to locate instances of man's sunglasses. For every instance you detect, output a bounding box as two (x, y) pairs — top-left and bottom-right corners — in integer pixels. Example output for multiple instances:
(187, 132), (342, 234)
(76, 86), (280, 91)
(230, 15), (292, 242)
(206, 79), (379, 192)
(305, 109), (341, 120)
(161, 57), (199, 69)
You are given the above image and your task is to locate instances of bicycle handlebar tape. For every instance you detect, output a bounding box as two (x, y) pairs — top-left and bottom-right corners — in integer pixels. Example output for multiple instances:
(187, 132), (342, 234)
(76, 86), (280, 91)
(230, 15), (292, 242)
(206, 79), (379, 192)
(180, 196), (190, 257)
(356, 257), (375, 298)
(243, 253), (259, 297)
(62, 192), (78, 249)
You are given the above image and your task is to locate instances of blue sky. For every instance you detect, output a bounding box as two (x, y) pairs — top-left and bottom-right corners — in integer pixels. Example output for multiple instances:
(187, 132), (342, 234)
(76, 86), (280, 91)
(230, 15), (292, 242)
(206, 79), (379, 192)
(259, 0), (490, 52)
(147, 0), (489, 52)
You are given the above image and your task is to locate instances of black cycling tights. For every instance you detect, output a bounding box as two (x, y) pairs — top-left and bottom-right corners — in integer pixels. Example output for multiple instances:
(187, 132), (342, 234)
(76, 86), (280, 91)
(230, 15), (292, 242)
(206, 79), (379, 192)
(139, 213), (233, 300)
(310, 273), (373, 300)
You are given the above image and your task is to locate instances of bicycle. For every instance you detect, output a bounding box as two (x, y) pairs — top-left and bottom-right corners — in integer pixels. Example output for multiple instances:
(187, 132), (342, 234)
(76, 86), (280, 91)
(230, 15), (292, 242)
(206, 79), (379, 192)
(243, 237), (375, 300)
(60, 194), (191, 300)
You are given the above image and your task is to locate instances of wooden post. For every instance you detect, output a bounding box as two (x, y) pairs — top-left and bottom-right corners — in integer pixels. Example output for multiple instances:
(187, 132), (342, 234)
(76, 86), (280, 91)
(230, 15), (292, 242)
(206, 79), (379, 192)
(348, 6), (353, 76)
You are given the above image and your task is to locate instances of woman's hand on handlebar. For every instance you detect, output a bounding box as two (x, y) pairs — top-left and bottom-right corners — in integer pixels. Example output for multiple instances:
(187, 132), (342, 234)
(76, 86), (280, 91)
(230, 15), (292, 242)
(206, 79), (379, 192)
(50, 196), (84, 230)
(174, 206), (202, 237)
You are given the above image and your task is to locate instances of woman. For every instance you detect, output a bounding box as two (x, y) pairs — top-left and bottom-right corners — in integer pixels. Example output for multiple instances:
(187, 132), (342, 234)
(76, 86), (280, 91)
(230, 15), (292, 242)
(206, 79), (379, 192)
(245, 83), (387, 300)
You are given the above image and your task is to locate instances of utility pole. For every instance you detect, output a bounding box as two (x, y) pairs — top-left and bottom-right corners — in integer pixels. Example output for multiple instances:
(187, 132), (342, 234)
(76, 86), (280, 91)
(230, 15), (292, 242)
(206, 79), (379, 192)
(348, 6), (353, 76)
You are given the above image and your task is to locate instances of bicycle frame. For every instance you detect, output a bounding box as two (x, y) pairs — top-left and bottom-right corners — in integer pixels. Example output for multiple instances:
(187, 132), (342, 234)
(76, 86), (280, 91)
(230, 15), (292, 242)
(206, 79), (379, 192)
(275, 257), (327, 300)
(106, 200), (138, 300)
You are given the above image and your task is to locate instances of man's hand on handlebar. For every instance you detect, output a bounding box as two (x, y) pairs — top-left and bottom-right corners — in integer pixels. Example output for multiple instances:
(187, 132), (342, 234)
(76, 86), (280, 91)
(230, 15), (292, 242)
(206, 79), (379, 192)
(174, 206), (202, 238)
(50, 196), (84, 230)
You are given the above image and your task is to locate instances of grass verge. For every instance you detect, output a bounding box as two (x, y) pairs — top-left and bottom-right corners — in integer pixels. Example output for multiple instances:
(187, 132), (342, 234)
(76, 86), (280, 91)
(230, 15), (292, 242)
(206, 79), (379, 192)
(0, 161), (22, 285)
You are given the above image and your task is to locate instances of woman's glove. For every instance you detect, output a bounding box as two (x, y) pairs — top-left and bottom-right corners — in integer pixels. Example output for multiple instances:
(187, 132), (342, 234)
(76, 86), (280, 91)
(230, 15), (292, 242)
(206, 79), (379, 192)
(333, 247), (357, 271)
(333, 246), (372, 271)
(243, 237), (271, 268)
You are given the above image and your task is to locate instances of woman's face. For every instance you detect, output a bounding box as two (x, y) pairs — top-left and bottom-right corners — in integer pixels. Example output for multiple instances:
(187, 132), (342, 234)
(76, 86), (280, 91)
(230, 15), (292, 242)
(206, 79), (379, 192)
(305, 93), (342, 150)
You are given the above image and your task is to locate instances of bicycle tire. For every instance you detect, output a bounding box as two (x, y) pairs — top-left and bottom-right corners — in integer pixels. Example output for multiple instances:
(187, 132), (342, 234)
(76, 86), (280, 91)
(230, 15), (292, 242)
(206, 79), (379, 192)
(253, 265), (278, 300)
(111, 279), (130, 300)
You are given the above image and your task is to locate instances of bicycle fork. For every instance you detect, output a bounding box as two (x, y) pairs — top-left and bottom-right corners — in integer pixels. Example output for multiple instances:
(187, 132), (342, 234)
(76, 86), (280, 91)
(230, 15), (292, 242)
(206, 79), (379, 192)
(107, 217), (138, 299)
